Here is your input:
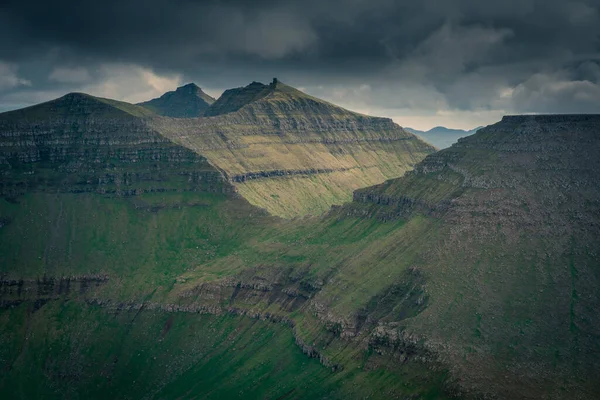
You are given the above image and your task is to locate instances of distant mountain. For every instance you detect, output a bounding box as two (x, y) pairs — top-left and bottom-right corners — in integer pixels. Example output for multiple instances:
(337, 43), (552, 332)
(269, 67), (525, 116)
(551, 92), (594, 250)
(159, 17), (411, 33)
(138, 83), (215, 117)
(404, 125), (482, 149)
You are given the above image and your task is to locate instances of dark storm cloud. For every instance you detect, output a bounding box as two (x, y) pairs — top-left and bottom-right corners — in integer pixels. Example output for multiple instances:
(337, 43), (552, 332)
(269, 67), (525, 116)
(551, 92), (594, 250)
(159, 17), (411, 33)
(0, 0), (599, 127)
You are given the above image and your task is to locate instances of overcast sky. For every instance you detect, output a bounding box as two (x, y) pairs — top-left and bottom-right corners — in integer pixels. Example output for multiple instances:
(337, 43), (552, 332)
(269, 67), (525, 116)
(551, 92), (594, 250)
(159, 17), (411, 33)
(1, 0), (599, 130)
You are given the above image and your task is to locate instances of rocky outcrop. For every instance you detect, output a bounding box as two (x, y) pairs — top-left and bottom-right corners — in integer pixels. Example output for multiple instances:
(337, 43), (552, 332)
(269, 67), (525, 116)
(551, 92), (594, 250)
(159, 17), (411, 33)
(0, 274), (109, 308)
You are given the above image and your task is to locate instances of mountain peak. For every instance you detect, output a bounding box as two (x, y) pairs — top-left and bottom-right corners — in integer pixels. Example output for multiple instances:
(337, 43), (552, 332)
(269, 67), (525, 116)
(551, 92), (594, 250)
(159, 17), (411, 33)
(178, 82), (200, 89)
(204, 78), (356, 118)
(0, 91), (154, 121)
(203, 80), (274, 117)
(138, 83), (215, 118)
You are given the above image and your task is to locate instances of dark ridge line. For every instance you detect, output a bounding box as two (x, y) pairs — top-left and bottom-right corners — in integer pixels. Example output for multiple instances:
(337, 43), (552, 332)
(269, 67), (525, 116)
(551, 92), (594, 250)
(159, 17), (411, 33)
(171, 136), (416, 152)
(229, 166), (378, 182)
(501, 114), (600, 123)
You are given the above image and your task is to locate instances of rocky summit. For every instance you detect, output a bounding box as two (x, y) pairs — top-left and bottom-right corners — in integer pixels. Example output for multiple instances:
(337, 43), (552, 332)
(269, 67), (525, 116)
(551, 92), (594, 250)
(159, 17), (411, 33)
(138, 83), (216, 118)
(1, 82), (599, 400)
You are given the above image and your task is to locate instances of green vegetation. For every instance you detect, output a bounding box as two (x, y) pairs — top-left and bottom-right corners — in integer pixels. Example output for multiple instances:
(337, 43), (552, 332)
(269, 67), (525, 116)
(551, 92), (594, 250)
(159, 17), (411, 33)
(1, 89), (599, 399)
(0, 92), (155, 121)
(151, 80), (434, 217)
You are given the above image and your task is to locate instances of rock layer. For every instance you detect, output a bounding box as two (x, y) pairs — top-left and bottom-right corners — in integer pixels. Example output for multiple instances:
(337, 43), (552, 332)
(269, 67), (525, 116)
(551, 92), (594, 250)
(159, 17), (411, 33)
(344, 114), (600, 398)
(0, 93), (232, 198)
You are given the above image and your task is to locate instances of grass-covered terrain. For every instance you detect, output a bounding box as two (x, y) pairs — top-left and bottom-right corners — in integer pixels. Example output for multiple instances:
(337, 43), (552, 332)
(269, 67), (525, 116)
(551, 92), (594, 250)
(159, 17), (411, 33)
(0, 190), (454, 399)
(1, 88), (599, 399)
(149, 80), (434, 217)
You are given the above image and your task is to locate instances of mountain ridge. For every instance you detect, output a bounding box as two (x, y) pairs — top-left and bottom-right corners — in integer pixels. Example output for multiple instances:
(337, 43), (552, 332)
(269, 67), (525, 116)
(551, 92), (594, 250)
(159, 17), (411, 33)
(1, 107), (599, 398)
(147, 78), (435, 217)
(138, 83), (216, 118)
(405, 125), (482, 149)
(0, 92), (156, 120)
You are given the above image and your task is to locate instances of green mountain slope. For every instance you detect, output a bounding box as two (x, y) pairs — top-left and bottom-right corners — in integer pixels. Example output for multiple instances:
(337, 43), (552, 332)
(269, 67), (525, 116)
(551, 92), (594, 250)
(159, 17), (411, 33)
(344, 114), (600, 398)
(0, 92), (452, 399)
(150, 79), (435, 217)
(138, 83), (215, 118)
(0, 92), (231, 200)
(2, 87), (598, 399)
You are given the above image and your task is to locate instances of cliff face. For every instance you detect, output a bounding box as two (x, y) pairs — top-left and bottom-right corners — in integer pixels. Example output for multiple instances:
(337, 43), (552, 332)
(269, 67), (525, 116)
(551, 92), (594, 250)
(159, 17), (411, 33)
(0, 93), (232, 198)
(150, 80), (435, 217)
(138, 83), (215, 118)
(342, 114), (600, 398)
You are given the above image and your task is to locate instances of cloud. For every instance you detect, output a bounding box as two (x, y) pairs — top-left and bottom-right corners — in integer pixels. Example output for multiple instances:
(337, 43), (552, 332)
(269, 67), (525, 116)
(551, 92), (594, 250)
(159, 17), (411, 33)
(49, 66), (91, 83)
(1, 0), (599, 128)
(0, 63), (182, 111)
(79, 64), (183, 103)
(387, 23), (514, 80)
(0, 61), (31, 91)
(511, 68), (600, 114)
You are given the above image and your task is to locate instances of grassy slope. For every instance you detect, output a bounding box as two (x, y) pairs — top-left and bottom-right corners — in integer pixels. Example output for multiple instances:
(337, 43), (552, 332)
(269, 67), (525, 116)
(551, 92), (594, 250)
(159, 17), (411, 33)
(0, 191), (453, 399)
(0, 93), (156, 121)
(0, 299), (450, 400)
(150, 81), (434, 218)
(0, 92), (452, 398)
(0, 301), (332, 400)
(3, 90), (597, 398)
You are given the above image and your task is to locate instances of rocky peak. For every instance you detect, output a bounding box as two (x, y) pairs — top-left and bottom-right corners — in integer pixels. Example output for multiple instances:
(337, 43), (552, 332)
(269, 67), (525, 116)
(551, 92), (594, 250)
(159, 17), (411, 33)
(137, 83), (216, 118)
(203, 81), (273, 116)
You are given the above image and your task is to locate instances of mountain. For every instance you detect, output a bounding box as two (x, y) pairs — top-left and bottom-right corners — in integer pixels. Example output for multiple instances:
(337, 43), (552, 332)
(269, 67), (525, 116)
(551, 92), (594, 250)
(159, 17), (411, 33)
(203, 80), (273, 116)
(345, 114), (600, 398)
(405, 125), (482, 149)
(150, 79), (435, 217)
(0, 92), (231, 200)
(0, 85), (447, 399)
(138, 83), (215, 117)
(2, 82), (598, 399)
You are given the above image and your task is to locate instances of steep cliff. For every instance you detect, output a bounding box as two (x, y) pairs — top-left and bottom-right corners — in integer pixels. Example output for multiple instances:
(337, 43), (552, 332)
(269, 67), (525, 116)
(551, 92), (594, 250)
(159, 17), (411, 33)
(138, 83), (215, 117)
(337, 114), (600, 398)
(0, 92), (232, 199)
(150, 79), (435, 217)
